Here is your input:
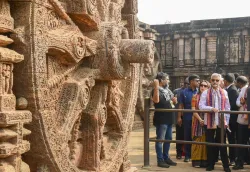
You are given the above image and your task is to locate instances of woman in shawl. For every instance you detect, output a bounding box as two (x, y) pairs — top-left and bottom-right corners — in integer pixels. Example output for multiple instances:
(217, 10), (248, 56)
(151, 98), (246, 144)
(191, 80), (210, 167)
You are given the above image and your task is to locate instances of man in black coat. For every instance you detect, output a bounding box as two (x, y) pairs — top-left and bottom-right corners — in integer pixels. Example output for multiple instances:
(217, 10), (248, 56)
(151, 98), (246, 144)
(224, 73), (239, 165)
(248, 85), (250, 126)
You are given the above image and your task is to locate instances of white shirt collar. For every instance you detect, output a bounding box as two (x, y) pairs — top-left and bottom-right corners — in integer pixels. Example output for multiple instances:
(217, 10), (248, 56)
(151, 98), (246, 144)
(226, 83), (234, 89)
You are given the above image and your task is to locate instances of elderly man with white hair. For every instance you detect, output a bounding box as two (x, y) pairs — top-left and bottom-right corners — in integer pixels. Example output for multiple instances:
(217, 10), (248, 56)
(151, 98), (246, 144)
(199, 73), (231, 172)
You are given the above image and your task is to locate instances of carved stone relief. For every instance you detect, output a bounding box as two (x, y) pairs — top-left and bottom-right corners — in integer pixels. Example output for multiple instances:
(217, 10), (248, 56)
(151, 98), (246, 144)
(8, 0), (154, 172)
(0, 1), (32, 172)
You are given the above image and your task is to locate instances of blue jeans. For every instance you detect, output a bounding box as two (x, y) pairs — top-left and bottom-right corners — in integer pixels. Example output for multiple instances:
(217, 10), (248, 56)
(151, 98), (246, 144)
(183, 120), (192, 159)
(155, 124), (173, 162)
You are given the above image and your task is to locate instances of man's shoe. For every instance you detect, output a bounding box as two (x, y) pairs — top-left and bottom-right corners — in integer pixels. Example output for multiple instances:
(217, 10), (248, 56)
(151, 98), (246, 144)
(244, 160), (250, 165)
(176, 154), (182, 159)
(184, 157), (190, 162)
(206, 166), (214, 171)
(232, 165), (244, 170)
(229, 161), (235, 166)
(224, 167), (231, 172)
(157, 161), (170, 168)
(165, 158), (177, 166)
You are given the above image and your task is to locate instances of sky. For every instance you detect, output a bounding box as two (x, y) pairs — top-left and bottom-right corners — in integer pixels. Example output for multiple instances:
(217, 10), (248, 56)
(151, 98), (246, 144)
(138, 0), (250, 25)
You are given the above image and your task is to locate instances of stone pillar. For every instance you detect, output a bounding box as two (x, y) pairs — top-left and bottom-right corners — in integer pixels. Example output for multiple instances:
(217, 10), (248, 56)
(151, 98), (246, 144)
(160, 39), (166, 66)
(0, 1), (32, 171)
(244, 36), (250, 63)
(179, 38), (184, 66)
(201, 37), (206, 66)
(206, 37), (217, 64)
(195, 37), (201, 66)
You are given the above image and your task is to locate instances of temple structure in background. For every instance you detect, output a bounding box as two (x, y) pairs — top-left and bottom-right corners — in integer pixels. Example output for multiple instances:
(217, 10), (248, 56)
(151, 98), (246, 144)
(151, 17), (250, 89)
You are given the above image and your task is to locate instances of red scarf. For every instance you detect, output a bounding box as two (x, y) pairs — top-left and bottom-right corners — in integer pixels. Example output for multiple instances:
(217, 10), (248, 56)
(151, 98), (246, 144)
(206, 88), (226, 129)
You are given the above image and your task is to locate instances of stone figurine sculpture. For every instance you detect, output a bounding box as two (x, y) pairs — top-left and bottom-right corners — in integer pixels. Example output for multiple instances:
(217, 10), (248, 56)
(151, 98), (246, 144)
(0, 0), (155, 171)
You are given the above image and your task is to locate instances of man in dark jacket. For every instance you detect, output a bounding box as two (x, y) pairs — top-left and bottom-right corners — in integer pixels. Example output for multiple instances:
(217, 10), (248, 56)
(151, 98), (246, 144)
(173, 77), (189, 159)
(248, 85), (250, 127)
(177, 74), (200, 162)
(224, 73), (239, 165)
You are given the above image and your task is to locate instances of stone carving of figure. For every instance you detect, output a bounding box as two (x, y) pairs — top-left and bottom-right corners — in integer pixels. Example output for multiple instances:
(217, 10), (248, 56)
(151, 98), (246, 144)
(108, 80), (124, 108)
(107, 80), (125, 132)
(75, 37), (85, 57)
(2, 64), (11, 94)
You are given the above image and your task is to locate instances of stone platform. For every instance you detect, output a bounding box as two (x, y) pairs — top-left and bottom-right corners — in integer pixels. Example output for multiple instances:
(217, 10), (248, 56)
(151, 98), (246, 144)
(128, 128), (249, 172)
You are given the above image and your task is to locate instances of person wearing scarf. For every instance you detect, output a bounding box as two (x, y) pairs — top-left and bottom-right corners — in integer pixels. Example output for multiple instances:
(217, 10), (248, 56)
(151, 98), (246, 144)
(233, 76), (250, 170)
(152, 72), (177, 168)
(199, 73), (231, 172)
(191, 80), (210, 168)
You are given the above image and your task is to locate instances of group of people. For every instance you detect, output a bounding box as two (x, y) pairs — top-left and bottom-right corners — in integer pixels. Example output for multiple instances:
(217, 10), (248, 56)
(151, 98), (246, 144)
(152, 72), (250, 172)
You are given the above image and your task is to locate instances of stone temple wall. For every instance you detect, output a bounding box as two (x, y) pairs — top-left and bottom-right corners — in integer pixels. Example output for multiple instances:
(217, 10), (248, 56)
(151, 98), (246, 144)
(0, 0), (155, 171)
(151, 17), (250, 89)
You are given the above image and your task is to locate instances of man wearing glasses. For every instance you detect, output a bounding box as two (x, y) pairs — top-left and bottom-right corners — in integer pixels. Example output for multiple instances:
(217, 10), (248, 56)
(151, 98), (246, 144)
(177, 74), (200, 162)
(199, 73), (231, 172)
(224, 73), (239, 166)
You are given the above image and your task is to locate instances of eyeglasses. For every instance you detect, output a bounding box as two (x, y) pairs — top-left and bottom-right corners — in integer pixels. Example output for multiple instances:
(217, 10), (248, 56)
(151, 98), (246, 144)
(211, 79), (220, 82)
(200, 84), (208, 88)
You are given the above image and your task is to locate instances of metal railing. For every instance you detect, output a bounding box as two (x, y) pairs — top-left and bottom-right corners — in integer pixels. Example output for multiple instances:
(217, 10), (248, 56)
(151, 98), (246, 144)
(143, 97), (250, 167)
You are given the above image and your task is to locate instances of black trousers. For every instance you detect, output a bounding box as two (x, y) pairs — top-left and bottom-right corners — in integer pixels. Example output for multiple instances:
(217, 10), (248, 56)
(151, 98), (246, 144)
(176, 124), (184, 155)
(236, 124), (250, 166)
(205, 127), (229, 168)
(226, 121), (238, 161)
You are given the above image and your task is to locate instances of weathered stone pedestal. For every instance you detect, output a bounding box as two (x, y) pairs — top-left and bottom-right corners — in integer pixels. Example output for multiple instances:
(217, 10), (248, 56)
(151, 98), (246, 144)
(0, 1), (32, 171)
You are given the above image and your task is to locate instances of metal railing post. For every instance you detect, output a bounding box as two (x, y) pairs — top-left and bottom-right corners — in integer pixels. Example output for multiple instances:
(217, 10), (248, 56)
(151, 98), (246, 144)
(220, 113), (224, 144)
(143, 97), (150, 168)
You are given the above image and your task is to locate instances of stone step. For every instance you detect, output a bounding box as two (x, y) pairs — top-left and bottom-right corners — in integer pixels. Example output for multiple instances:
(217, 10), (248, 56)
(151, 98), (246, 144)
(23, 128), (31, 136)
(0, 142), (16, 158)
(0, 128), (17, 141)
(0, 35), (13, 46)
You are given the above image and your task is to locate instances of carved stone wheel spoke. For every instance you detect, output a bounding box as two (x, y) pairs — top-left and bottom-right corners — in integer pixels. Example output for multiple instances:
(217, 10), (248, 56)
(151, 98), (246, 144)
(62, 66), (139, 172)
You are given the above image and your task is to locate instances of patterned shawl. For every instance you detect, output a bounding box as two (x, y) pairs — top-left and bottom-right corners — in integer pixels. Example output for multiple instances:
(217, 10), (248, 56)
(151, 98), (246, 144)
(192, 94), (205, 138)
(206, 88), (226, 129)
(242, 87), (248, 117)
(159, 87), (174, 101)
(243, 87), (248, 110)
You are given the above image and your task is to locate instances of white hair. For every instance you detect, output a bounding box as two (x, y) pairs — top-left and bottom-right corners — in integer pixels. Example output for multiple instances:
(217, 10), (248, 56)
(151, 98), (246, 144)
(211, 73), (222, 80)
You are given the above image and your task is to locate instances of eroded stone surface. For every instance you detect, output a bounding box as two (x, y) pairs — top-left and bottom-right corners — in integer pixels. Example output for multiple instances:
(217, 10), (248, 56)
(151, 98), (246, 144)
(5, 0), (155, 172)
(133, 23), (161, 130)
(0, 35), (13, 46)
(0, 0), (14, 33)
(0, 1), (32, 171)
